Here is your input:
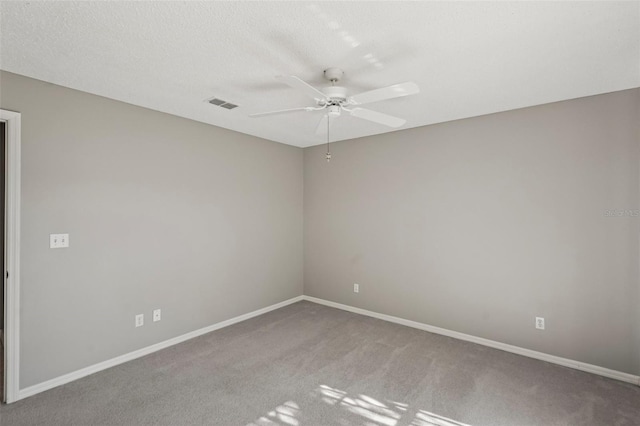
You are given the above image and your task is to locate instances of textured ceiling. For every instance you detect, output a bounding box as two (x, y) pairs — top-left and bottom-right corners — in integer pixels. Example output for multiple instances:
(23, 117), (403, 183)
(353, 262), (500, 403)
(1, 1), (639, 147)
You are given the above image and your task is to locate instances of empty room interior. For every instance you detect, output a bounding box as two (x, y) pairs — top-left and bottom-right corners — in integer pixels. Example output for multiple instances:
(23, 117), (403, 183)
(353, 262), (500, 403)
(1, 1), (640, 425)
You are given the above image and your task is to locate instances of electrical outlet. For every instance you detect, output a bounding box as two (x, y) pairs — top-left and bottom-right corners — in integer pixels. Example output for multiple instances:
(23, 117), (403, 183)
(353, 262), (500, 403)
(535, 317), (545, 330)
(354, 283), (359, 293)
(135, 314), (144, 328)
(153, 309), (161, 322)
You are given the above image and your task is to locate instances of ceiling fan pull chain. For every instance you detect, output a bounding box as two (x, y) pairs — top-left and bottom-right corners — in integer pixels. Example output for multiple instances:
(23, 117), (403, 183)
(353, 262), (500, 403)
(326, 115), (331, 162)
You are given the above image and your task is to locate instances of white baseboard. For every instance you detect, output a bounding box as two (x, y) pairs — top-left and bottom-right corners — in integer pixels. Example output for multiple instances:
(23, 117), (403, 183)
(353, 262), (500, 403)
(18, 296), (304, 401)
(15, 293), (639, 401)
(302, 295), (640, 386)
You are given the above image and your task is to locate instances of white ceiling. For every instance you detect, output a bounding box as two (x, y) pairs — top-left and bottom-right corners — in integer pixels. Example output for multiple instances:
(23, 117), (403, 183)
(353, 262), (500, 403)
(1, 1), (638, 148)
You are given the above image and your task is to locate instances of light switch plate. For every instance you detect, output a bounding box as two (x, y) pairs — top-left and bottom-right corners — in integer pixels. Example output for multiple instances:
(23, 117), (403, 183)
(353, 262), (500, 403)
(50, 233), (69, 248)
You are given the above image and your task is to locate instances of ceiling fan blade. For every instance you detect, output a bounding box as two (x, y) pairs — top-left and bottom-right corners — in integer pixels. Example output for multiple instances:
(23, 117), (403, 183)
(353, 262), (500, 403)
(349, 82), (419, 105)
(249, 107), (313, 118)
(350, 107), (406, 128)
(314, 114), (328, 135)
(276, 75), (328, 100)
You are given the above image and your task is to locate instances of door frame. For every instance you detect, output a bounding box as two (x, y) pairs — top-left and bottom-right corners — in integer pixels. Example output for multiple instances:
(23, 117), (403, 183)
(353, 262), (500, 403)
(1, 109), (21, 403)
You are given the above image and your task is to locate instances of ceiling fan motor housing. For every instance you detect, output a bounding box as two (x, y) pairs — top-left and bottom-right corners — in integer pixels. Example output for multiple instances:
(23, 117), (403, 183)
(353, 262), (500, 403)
(322, 86), (348, 102)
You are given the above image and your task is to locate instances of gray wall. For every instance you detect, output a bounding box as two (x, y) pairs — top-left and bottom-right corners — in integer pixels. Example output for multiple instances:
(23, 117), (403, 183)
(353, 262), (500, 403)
(0, 71), (304, 388)
(304, 89), (640, 375)
(2, 68), (638, 389)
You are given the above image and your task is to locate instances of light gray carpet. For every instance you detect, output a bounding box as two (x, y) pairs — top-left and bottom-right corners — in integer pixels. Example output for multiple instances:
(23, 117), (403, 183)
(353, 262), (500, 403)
(1, 301), (639, 425)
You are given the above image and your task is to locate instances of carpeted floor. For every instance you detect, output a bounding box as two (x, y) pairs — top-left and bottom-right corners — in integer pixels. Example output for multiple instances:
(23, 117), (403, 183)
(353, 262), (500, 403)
(1, 301), (639, 425)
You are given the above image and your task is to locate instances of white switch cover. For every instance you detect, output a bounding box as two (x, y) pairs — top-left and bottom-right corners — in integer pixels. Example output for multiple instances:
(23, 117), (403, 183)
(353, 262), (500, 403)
(153, 309), (161, 322)
(135, 314), (144, 328)
(50, 234), (69, 248)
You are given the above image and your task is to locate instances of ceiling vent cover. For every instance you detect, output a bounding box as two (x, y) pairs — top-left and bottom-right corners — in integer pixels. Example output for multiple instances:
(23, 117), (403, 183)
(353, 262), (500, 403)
(208, 97), (238, 110)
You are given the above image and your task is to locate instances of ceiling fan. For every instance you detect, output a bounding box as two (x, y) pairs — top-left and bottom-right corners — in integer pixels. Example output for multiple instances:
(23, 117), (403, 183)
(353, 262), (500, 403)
(249, 67), (420, 134)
